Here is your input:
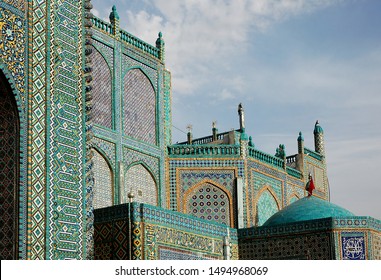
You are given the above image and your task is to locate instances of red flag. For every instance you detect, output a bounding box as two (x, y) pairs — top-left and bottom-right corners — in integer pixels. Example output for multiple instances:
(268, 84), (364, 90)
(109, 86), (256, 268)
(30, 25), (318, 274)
(306, 176), (315, 196)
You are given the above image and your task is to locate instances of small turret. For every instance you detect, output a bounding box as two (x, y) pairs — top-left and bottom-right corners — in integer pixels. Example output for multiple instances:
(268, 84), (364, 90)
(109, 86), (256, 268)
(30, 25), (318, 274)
(212, 121), (218, 141)
(109, 5), (120, 36)
(156, 32), (165, 62)
(313, 120), (325, 157)
(187, 124), (193, 145)
(297, 131), (304, 154)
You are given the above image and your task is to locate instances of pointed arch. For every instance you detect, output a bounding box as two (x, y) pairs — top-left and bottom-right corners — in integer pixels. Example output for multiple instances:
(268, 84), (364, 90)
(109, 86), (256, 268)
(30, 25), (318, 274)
(183, 180), (233, 227)
(124, 163), (157, 206)
(123, 68), (156, 145)
(91, 46), (113, 129)
(92, 148), (113, 209)
(0, 69), (20, 259)
(255, 187), (280, 226)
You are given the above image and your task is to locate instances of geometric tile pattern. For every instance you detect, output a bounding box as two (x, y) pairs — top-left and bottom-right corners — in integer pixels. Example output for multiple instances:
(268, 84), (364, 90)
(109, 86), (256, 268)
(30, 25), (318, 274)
(124, 164), (157, 206)
(123, 147), (159, 183)
(168, 159), (244, 212)
(0, 72), (19, 259)
(92, 137), (116, 169)
(158, 247), (219, 260)
(250, 169), (282, 227)
(239, 232), (332, 260)
(46, 0), (85, 259)
(91, 47), (112, 129)
(29, 0), (47, 260)
(256, 190), (279, 226)
(92, 149), (113, 209)
(123, 69), (156, 145)
(2, 1), (25, 11)
(184, 182), (230, 226)
(372, 233), (381, 260)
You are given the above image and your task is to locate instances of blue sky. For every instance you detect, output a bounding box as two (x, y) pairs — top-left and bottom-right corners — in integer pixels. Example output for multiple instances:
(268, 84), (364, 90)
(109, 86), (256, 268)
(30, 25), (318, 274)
(91, 0), (381, 220)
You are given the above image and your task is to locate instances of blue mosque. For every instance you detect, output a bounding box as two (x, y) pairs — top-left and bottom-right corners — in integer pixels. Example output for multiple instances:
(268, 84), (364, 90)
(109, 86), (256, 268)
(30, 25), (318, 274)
(0, 1), (380, 260)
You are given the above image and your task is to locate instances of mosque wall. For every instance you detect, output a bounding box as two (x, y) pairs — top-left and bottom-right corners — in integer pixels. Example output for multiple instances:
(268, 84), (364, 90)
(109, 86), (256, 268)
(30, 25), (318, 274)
(90, 15), (169, 210)
(93, 203), (238, 260)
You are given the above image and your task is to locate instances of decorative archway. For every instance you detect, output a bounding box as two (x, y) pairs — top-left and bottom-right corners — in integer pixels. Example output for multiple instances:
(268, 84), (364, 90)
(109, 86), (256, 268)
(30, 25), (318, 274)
(92, 148), (113, 209)
(0, 70), (20, 259)
(123, 68), (156, 145)
(124, 163), (158, 206)
(183, 181), (232, 226)
(255, 187), (280, 226)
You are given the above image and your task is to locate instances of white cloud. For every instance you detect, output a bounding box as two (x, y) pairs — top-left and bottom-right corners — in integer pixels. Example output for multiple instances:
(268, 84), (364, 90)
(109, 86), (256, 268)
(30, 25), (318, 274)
(119, 0), (342, 97)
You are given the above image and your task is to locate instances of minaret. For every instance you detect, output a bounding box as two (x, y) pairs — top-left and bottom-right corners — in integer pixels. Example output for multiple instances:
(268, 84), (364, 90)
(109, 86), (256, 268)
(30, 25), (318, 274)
(296, 132), (305, 173)
(238, 103), (245, 132)
(313, 120), (325, 158)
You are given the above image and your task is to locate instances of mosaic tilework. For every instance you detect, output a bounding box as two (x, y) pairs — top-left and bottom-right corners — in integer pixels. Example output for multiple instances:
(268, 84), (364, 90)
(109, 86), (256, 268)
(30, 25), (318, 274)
(124, 164), (157, 205)
(2, 1), (25, 11)
(93, 219), (130, 260)
(123, 147), (159, 180)
(256, 190), (279, 226)
(250, 169), (282, 226)
(122, 51), (158, 89)
(163, 69), (172, 147)
(0, 72), (19, 259)
(239, 232), (332, 260)
(92, 46), (112, 129)
(92, 137), (116, 169)
(168, 159), (244, 211)
(92, 39), (113, 71)
(29, 0), (47, 260)
(307, 163), (325, 192)
(123, 68), (156, 145)
(159, 246), (218, 260)
(94, 202), (243, 260)
(0, 6), (25, 106)
(92, 149), (113, 209)
(46, 0), (86, 259)
(185, 183), (231, 226)
(341, 232), (366, 260)
(372, 233), (381, 260)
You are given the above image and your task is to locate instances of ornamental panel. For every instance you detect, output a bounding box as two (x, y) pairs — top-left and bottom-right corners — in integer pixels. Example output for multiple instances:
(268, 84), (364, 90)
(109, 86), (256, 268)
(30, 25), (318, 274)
(124, 164), (157, 206)
(123, 69), (156, 145)
(0, 71), (19, 259)
(92, 149), (113, 209)
(185, 183), (230, 226)
(92, 47), (112, 129)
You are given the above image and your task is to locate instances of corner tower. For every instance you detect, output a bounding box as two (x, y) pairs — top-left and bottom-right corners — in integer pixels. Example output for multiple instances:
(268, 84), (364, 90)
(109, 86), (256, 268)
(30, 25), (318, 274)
(313, 120), (325, 159)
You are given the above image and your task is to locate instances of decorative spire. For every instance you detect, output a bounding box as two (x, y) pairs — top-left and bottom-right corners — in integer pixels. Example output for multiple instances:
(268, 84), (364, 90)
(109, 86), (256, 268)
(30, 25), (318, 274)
(156, 32), (165, 62)
(109, 5), (120, 21)
(248, 136), (254, 147)
(313, 120), (325, 157)
(238, 103), (245, 132)
(212, 121), (218, 141)
(109, 5), (120, 36)
(297, 131), (304, 154)
(186, 124), (193, 145)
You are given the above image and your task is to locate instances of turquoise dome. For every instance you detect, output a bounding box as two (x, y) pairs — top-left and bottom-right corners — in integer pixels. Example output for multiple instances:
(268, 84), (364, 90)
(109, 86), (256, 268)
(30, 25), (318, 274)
(263, 196), (354, 227)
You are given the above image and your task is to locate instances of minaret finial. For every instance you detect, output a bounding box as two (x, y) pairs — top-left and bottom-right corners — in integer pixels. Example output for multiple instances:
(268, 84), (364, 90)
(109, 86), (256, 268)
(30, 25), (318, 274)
(238, 103), (245, 132)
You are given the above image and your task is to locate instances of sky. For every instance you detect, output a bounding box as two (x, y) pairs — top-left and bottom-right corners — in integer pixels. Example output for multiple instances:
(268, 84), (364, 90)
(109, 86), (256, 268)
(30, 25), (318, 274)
(91, 0), (381, 220)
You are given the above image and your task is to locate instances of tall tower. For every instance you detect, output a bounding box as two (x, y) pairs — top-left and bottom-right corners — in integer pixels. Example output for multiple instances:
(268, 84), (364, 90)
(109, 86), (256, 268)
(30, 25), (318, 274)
(314, 120), (325, 159)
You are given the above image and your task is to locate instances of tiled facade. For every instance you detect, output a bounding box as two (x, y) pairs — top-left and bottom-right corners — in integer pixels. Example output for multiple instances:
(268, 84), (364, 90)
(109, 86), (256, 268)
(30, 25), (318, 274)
(0, 1), (380, 260)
